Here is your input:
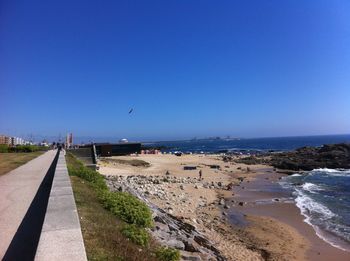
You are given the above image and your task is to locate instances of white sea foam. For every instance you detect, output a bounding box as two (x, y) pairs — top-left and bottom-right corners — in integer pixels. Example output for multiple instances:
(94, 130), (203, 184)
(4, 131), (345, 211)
(327, 172), (350, 177)
(302, 182), (324, 194)
(312, 168), (350, 174)
(312, 168), (339, 173)
(295, 189), (335, 219)
(291, 173), (302, 177)
(293, 190), (350, 252)
(311, 168), (350, 177)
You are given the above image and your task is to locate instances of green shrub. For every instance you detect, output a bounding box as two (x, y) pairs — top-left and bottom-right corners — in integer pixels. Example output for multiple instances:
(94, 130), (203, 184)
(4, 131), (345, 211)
(67, 153), (153, 228)
(0, 144), (9, 153)
(121, 224), (150, 246)
(155, 247), (180, 261)
(100, 190), (153, 228)
(6, 145), (48, 153)
(68, 166), (108, 191)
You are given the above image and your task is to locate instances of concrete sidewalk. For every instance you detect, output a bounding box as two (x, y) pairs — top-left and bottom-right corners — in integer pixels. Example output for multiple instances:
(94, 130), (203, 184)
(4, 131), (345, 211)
(0, 150), (57, 259)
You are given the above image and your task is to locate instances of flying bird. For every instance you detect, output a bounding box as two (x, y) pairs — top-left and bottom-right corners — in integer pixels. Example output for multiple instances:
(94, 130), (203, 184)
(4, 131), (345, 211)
(129, 108), (134, 114)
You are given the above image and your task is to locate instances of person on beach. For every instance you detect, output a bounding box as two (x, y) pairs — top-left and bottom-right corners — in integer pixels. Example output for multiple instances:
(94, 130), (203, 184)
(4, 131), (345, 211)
(199, 170), (202, 180)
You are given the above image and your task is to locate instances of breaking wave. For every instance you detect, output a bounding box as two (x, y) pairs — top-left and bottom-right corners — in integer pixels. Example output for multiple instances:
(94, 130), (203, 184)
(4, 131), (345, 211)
(284, 169), (350, 252)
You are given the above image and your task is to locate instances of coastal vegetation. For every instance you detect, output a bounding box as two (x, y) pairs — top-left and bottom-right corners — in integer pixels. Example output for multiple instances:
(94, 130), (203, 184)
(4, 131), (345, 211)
(66, 153), (180, 261)
(121, 224), (150, 246)
(0, 144), (48, 153)
(100, 157), (151, 167)
(0, 151), (44, 176)
(155, 247), (181, 261)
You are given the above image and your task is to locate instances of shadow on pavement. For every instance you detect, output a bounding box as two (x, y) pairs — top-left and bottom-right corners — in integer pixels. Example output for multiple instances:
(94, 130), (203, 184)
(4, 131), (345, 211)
(3, 150), (60, 261)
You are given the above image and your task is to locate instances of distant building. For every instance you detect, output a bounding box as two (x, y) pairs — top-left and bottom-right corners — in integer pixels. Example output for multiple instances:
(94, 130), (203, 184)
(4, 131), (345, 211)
(0, 135), (26, 146)
(11, 137), (25, 146)
(0, 135), (11, 145)
(66, 133), (73, 149)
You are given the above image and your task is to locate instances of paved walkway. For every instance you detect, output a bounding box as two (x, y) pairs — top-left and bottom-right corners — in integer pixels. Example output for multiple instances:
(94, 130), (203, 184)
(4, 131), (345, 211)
(0, 150), (57, 259)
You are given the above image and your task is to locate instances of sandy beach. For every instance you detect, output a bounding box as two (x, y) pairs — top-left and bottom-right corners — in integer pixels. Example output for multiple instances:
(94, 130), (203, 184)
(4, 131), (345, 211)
(98, 154), (350, 260)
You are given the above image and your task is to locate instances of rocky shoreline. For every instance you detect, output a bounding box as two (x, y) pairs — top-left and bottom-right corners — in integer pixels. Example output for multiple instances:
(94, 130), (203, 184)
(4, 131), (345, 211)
(234, 143), (350, 171)
(106, 175), (230, 260)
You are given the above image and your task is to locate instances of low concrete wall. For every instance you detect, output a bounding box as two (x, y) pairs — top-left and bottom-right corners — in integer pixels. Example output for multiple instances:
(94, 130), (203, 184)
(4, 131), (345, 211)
(68, 148), (96, 170)
(35, 151), (87, 261)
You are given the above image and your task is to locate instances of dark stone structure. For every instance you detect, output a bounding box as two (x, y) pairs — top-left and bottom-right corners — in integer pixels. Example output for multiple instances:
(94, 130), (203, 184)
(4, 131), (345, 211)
(94, 143), (142, 157)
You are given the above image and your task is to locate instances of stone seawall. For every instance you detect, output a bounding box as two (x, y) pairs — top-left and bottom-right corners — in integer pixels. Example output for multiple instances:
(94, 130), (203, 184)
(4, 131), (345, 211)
(35, 151), (87, 261)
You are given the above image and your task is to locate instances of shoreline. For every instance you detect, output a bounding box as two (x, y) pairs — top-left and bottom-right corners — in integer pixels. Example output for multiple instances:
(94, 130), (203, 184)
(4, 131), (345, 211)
(98, 153), (350, 260)
(231, 169), (350, 260)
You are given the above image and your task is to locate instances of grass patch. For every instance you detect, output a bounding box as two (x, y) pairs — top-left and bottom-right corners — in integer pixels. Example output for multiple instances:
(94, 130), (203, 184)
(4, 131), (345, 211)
(121, 224), (150, 247)
(0, 151), (44, 176)
(70, 176), (158, 261)
(100, 158), (151, 167)
(66, 152), (84, 169)
(67, 153), (153, 228)
(155, 247), (180, 261)
(0, 144), (49, 153)
(67, 153), (164, 260)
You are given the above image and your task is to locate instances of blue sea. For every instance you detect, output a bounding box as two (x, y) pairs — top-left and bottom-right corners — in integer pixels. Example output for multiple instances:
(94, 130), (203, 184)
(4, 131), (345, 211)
(147, 134), (350, 153)
(281, 169), (350, 251)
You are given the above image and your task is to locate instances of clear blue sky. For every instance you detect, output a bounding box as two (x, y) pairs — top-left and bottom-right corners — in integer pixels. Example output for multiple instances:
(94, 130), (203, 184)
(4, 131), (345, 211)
(1, 0), (349, 141)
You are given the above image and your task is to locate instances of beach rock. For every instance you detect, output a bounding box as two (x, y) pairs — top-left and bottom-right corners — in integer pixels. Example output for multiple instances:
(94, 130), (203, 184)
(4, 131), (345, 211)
(181, 254), (202, 261)
(156, 223), (170, 232)
(183, 239), (199, 252)
(238, 202), (244, 206)
(167, 239), (185, 250)
(222, 156), (233, 162)
(154, 215), (166, 224)
(219, 198), (225, 206)
(226, 182), (234, 190)
(198, 201), (206, 207)
(156, 230), (171, 240)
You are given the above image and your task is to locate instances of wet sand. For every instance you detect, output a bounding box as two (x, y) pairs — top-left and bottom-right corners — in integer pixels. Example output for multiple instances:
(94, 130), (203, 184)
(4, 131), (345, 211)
(232, 170), (350, 261)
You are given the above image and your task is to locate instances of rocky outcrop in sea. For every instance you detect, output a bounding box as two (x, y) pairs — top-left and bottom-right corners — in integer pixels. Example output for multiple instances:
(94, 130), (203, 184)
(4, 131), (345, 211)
(232, 143), (350, 171)
(269, 143), (350, 171)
